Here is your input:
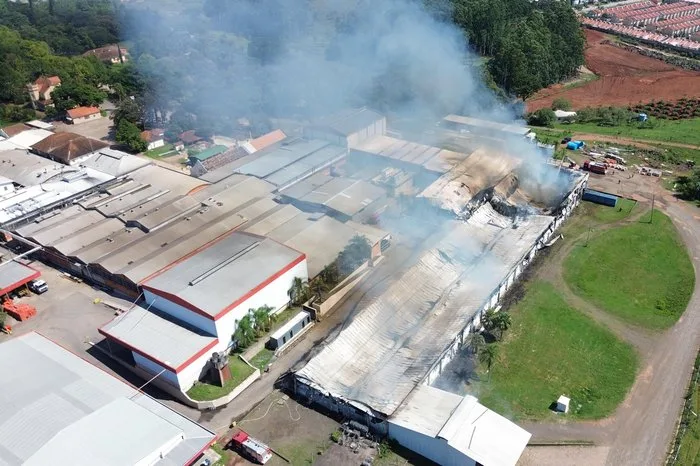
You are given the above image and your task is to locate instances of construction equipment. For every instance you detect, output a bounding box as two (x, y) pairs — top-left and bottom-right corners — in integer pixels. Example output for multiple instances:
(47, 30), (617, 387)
(583, 160), (607, 175)
(2, 298), (37, 321)
(229, 430), (272, 464)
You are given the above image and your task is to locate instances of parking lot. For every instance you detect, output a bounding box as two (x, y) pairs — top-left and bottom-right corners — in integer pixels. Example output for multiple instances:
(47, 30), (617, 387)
(0, 251), (133, 363)
(53, 116), (114, 142)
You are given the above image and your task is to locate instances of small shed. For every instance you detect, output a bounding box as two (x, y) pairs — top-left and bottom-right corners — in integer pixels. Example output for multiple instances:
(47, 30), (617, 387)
(556, 395), (570, 413)
(582, 188), (618, 207)
(267, 310), (312, 350)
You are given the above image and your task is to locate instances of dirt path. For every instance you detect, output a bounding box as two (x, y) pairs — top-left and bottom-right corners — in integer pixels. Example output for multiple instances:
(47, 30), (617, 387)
(522, 192), (700, 466)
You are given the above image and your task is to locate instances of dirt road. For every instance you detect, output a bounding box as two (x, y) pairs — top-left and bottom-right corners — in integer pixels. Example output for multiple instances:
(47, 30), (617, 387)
(521, 173), (700, 466)
(567, 132), (700, 151)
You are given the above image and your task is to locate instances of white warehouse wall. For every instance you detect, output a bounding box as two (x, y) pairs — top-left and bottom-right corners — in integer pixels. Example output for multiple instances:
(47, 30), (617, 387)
(132, 352), (180, 388)
(133, 347), (213, 391)
(143, 289), (217, 336)
(214, 259), (308, 344)
(387, 422), (476, 466)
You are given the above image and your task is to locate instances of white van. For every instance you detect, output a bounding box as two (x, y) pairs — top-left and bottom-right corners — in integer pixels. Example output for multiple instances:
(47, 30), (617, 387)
(28, 279), (48, 294)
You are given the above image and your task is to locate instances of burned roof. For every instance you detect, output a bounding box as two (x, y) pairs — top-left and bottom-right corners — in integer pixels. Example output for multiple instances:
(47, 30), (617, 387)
(31, 133), (108, 164)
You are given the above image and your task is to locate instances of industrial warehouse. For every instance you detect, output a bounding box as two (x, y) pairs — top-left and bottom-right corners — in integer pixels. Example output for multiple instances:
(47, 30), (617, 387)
(0, 108), (587, 466)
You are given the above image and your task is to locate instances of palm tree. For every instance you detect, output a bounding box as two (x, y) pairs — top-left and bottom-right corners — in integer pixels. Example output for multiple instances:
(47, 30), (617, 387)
(464, 332), (486, 356)
(233, 314), (256, 349)
(309, 279), (330, 301)
(492, 312), (512, 341)
(481, 309), (497, 336)
(252, 305), (274, 335)
(288, 277), (309, 306)
(479, 345), (499, 381)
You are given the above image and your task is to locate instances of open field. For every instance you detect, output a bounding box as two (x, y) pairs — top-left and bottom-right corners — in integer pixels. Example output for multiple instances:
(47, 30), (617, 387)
(550, 118), (700, 147)
(564, 210), (694, 329)
(144, 143), (175, 158)
(186, 357), (256, 401)
(476, 281), (638, 420)
(528, 29), (700, 111)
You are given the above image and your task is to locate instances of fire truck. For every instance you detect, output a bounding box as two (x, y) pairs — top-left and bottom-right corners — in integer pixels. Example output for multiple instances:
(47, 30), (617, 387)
(229, 430), (273, 464)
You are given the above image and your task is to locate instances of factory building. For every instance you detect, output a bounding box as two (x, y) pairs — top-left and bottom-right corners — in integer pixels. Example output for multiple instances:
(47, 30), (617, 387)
(304, 107), (386, 148)
(100, 231), (307, 391)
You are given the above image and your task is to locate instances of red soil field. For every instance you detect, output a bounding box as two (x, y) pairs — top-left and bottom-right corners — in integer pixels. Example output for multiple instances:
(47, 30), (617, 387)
(527, 29), (700, 111)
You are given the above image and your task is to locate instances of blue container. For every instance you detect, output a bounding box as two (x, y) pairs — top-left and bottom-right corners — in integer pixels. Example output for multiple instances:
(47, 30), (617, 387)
(583, 188), (618, 207)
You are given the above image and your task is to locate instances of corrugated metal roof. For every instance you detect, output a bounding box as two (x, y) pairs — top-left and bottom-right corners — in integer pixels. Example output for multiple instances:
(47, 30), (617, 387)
(144, 232), (304, 318)
(101, 305), (217, 369)
(190, 145), (228, 162)
(0, 332), (214, 466)
(310, 108), (384, 136)
(0, 260), (40, 294)
(297, 204), (553, 416)
(443, 114), (530, 136)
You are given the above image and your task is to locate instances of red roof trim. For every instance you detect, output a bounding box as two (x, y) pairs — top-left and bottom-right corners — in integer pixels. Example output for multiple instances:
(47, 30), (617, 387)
(98, 326), (219, 373)
(213, 253), (305, 321)
(184, 436), (217, 466)
(0, 266), (40, 296)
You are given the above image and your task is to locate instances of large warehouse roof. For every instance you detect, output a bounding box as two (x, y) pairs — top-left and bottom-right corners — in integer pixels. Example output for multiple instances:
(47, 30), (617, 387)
(391, 385), (531, 466)
(100, 305), (218, 372)
(297, 203), (553, 416)
(280, 171), (386, 217)
(353, 135), (464, 174)
(0, 332), (214, 466)
(234, 138), (346, 188)
(143, 232), (305, 319)
(443, 114), (531, 137)
(0, 149), (73, 186)
(308, 107), (384, 136)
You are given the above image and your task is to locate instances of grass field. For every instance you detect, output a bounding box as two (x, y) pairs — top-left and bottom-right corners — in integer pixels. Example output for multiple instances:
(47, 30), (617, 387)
(249, 348), (274, 371)
(560, 198), (638, 239)
(477, 281), (638, 420)
(564, 211), (694, 329)
(670, 353), (700, 465)
(550, 118), (700, 146)
(144, 143), (175, 158)
(186, 356), (256, 401)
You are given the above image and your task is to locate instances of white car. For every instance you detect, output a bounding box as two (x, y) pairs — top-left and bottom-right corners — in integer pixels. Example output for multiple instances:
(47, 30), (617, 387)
(28, 279), (48, 294)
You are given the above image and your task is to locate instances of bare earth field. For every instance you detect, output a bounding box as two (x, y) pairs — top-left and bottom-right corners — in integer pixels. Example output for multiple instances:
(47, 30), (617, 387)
(527, 29), (700, 111)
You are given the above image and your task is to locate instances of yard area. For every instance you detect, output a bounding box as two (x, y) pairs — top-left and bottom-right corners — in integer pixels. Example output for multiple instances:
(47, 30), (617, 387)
(144, 143), (176, 158)
(186, 356), (256, 401)
(564, 210), (694, 329)
(549, 118), (700, 147)
(670, 353), (700, 466)
(476, 281), (638, 420)
(249, 348), (274, 371)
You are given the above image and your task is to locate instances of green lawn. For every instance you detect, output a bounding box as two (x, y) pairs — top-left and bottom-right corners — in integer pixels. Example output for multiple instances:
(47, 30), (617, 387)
(564, 211), (694, 329)
(211, 442), (232, 466)
(671, 353), (700, 465)
(551, 118), (700, 147)
(186, 356), (256, 401)
(477, 281), (638, 420)
(249, 348), (274, 371)
(560, 199), (638, 239)
(144, 143), (175, 158)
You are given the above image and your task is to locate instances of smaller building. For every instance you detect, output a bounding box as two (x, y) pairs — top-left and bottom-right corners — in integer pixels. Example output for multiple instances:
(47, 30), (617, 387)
(305, 107), (386, 149)
(31, 132), (109, 165)
(0, 260), (40, 297)
(188, 145), (228, 165)
(582, 188), (618, 207)
(179, 130), (204, 146)
(267, 310), (312, 350)
(241, 129), (287, 154)
(66, 106), (102, 125)
(27, 75), (61, 109)
(141, 128), (165, 150)
(82, 44), (128, 64)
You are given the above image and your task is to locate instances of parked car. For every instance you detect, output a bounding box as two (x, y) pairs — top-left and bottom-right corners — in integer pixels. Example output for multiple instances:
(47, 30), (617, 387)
(28, 279), (48, 294)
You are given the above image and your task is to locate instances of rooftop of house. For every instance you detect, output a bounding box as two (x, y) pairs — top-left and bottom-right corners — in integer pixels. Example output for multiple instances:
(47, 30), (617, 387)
(31, 132), (108, 164)
(82, 44), (128, 62)
(189, 145), (228, 162)
(66, 106), (101, 119)
(140, 129), (165, 143)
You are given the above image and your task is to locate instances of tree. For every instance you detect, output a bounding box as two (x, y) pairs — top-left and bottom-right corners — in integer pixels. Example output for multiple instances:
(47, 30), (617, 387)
(527, 108), (556, 127)
(338, 235), (372, 276)
(319, 261), (340, 287)
(116, 119), (147, 153)
(51, 83), (106, 112)
(551, 98), (572, 111)
(481, 309), (497, 336)
(479, 344), (499, 381)
(112, 98), (142, 127)
(465, 332), (486, 356)
(676, 169), (700, 201)
(252, 305), (274, 335)
(288, 277), (310, 306)
(233, 313), (256, 349)
(309, 279), (330, 301)
(492, 312), (512, 341)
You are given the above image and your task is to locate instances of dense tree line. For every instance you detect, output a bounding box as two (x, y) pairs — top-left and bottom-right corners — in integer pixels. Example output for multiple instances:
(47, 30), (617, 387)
(447, 0), (585, 98)
(0, 0), (119, 55)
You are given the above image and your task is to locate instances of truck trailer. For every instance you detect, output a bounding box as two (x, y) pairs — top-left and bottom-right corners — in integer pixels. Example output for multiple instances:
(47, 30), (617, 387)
(230, 430), (272, 464)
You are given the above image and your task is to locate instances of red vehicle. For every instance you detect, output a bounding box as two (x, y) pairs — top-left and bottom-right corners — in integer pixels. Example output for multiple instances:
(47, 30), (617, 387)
(229, 430), (272, 464)
(583, 160), (607, 175)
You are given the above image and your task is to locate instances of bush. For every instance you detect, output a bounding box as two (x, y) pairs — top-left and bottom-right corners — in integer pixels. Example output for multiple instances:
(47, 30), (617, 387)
(527, 108), (556, 127)
(551, 98), (572, 111)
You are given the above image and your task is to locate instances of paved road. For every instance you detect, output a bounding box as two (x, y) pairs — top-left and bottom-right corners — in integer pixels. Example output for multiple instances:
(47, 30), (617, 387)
(521, 186), (700, 465)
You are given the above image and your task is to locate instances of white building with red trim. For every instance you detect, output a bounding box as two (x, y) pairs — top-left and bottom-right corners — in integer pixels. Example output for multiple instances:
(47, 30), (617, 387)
(100, 231), (308, 391)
